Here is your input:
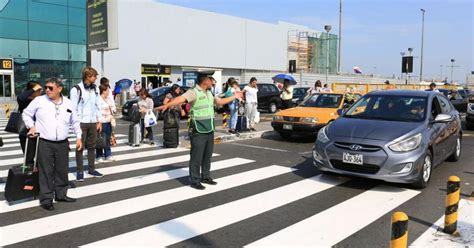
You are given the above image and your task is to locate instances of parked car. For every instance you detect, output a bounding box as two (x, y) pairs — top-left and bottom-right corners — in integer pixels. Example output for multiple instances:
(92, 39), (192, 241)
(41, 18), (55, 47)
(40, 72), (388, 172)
(272, 93), (361, 138)
(240, 83), (281, 113)
(292, 87), (310, 106)
(313, 90), (462, 189)
(466, 95), (474, 130)
(122, 86), (190, 120)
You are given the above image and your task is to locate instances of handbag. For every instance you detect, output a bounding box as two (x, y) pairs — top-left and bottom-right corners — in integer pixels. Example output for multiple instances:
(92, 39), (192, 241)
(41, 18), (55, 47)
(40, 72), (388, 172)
(144, 110), (157, 127)
(110, 132), (117, 146)
(5, 112), (27, 135)
(96, 132), (105, 150)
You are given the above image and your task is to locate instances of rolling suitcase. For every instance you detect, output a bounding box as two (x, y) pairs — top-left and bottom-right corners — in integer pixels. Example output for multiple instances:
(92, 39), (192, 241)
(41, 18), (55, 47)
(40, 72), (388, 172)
(129, 123), (141, 147)
(4, 135), (40, 203)
(236, 115), (248, 132)
(163, 128), (179, 148)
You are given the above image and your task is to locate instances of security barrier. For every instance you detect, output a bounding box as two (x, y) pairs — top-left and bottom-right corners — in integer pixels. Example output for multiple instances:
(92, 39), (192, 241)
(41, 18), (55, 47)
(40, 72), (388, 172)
(443, 176), (461, 234)
(332, 83), (458, 95)
(390, 211), (408, 248)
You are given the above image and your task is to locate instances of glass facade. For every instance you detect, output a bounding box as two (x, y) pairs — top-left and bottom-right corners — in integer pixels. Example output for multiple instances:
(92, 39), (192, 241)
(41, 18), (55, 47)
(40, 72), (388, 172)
(0, 0), (86, 95)
(309, 34), (338, 74)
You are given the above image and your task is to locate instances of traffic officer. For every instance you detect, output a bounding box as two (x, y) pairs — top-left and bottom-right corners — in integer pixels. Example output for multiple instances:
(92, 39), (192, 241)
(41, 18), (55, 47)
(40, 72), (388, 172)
(157, 76), (243, 190)
(22, 77), (83, 211)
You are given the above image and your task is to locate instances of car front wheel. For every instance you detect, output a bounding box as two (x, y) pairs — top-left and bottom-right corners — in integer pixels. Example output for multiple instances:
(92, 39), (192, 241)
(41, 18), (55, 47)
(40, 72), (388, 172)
(269, 102), (277, 113)
(412, 151), (432, 189)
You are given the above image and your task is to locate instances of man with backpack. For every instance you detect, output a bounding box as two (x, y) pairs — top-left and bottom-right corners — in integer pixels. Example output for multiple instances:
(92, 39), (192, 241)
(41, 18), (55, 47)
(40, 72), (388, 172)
(70, 66), (104, 181)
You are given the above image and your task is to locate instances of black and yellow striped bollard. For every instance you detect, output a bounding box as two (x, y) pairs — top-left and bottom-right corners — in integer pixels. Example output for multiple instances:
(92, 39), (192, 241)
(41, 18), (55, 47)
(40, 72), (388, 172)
(443, 175), (461, 234)
(390, 211), (408, 248)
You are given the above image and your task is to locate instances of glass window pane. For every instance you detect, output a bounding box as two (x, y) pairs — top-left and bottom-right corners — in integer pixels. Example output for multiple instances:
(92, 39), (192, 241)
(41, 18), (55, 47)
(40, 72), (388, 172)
(69, 44), (86, 61)
(29, 41), (68, 60)
(0, 18), (28, 39)
(68, 7), (85, 27)
(0, 38), (28, 58)
(68, 0), (85, 9)
(28, 0), (67, 24)
(0, 0), (27, 20)
(14, 58), (30, 95)
(29, 21), (68, 43)
(29, 59), (69, 82)
(70, 61), (85, 78)
(69, 25), (86, 44)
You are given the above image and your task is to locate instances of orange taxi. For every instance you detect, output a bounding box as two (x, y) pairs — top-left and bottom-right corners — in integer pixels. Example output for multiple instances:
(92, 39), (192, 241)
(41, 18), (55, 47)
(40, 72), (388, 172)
(271, 93), (361, 138)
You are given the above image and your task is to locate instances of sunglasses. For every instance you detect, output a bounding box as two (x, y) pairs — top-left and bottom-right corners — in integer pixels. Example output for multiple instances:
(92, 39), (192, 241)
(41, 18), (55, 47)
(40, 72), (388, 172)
(44, 86), (55, 91)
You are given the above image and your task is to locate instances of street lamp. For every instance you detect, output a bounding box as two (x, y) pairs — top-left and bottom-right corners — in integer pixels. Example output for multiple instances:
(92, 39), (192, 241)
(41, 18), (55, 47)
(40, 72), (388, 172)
(450, 59), (455, 83)
(337, 0), (342, 74)
(420, 9), (425, 82)
(324, 25), (332, 85)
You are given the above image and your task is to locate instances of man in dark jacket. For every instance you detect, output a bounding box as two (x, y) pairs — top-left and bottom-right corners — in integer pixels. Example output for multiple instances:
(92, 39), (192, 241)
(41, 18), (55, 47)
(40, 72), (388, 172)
(17, 80), (42, 165)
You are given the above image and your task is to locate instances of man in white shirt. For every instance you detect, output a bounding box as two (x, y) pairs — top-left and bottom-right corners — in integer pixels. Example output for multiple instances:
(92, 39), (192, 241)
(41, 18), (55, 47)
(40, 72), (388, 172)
(23, 78), (82, 211)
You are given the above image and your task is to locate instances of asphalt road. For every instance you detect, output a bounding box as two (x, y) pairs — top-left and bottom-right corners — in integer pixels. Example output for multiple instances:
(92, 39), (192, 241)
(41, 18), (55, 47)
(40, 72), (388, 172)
(0, 117), (472, 247)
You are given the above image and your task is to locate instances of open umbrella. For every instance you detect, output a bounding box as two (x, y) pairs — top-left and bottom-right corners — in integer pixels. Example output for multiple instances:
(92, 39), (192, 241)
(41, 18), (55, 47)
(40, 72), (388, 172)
(272, 74), (297, 85)
(116, 79), (133, 88)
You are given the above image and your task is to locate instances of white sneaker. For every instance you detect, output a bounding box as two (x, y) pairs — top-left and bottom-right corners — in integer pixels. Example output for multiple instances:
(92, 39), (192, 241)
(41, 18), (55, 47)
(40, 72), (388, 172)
(96, 158), (105, 164)
(105, 156), (116, 162)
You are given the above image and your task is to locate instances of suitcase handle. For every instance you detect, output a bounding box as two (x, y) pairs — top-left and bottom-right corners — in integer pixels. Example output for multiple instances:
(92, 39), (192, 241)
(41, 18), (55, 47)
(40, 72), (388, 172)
(21, 134), (40, 173)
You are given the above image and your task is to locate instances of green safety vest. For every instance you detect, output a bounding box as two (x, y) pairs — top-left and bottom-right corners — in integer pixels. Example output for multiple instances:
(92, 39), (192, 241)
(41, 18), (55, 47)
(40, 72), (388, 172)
(190, 87), (215, 133)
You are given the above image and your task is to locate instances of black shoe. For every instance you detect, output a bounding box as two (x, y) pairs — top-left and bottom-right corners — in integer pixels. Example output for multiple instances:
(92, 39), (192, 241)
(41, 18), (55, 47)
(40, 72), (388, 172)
(201, 178), (217, 185)
(55, 196), (77, 203)
(41, 203), (54, 211)
(250, 128), (257, 131)
(190, 183), (206, 190)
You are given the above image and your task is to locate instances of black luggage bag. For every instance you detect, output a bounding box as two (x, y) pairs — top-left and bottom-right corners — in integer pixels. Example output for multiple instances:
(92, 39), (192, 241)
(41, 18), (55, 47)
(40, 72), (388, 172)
(4, 135), (40, 203)
(236, 115), (248, 132)
(163, 128), (179, 148)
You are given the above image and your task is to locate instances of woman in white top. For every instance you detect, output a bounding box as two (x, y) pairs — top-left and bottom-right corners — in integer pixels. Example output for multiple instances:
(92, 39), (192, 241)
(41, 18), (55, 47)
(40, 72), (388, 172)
(243, 77), (259, 131)
(280, 79), (294, 109)
(307, 80), (323, 95)
(96, 85), (116, 163)
(138, 88), (155, 145)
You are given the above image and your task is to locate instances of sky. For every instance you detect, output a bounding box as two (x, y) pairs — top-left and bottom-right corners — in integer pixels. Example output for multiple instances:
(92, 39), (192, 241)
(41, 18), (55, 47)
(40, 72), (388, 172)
(158, 0), (473, 82)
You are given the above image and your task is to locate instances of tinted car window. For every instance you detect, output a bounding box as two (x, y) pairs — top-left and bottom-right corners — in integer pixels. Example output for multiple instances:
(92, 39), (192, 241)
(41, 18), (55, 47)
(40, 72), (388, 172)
(261, 85), (271, 94)
(269, 85), (279, 93)
(345, 95), (428, 122)
(437, 96), (452, 114)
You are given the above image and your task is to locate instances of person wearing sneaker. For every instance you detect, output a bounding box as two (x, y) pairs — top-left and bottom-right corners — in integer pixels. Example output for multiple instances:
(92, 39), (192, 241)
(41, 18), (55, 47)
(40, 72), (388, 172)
(96, 84), (116, 163)
(22, 77), (82, 211)
(70, 67), (104, 181)
(157, 76), (243, 190)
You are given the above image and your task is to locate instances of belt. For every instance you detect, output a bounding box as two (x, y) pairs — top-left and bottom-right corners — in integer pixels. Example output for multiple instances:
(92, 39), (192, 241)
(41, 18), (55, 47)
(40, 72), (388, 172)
(40, 138), (68, 143)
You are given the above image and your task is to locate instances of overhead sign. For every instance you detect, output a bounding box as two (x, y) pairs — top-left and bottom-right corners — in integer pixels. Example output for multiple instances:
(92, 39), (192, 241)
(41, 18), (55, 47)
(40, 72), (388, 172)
(87, 0), (118, 51)
(0, 58), (13, 71)
(141, 64), (171, 75)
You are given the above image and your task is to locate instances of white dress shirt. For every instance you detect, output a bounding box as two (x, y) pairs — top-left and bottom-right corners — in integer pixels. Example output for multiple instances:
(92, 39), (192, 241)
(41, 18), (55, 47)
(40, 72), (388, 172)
(22, 95), (82, 141)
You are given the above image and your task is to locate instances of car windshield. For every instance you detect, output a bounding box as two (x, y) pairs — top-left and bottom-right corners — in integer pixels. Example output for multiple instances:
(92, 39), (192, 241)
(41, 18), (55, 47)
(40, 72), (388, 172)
(344, 95), (428, 122)
(301, 94), (343, 108)
(150, 87), (170, 97)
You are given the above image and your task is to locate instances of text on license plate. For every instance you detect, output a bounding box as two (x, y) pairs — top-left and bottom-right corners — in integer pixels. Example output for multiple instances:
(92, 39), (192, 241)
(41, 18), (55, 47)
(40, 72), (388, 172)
(283, 124), (293, 130)
(342, 152), (363, 165)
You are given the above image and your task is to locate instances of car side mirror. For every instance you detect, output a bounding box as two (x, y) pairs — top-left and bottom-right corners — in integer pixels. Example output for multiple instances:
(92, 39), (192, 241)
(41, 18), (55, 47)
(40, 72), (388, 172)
(337, 109), (345, 116)
(433, 114), (452, 123)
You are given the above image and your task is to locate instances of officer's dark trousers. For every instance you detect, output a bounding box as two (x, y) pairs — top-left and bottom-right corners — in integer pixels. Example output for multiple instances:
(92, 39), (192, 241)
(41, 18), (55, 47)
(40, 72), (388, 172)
(37, 139), (69, 204)
(76, 123), (97, 173)
(189, 131), (214, 184)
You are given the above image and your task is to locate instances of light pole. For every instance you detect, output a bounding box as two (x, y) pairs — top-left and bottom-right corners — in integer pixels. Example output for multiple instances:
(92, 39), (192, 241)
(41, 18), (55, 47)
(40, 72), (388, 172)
(407, 48), (413, 84)
(450, 59), (455, 83)
(337, 0), (342, 74)
(400, 52), (406, 80)
(420, 9), (425, 82)
(324, 25), (332, 85)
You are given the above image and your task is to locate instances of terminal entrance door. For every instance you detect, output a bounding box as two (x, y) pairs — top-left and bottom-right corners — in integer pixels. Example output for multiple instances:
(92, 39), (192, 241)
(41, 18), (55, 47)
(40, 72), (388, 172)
(0, 73), (13, 101)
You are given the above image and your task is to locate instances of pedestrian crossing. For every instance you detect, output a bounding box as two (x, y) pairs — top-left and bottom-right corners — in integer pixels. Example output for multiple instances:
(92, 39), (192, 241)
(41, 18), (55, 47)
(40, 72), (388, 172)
(0, 118), (448, 246)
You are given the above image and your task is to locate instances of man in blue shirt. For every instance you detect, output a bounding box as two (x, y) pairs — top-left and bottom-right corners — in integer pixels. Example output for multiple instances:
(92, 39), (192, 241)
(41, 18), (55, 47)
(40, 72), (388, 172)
(70, 67), (104, 181)
(23, 77), (82, 210)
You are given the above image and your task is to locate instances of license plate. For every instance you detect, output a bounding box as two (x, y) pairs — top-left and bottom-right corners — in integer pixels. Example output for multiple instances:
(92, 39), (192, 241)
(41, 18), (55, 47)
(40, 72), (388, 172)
(283, 124), (293, 130)
(342, 152), (363, 165)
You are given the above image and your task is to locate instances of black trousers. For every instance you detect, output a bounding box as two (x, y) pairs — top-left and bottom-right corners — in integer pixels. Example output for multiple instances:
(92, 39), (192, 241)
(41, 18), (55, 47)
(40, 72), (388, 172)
(19, 134), (37, 166)
(37, 139), (69, 204)
(76, 123), (97, 173)
(189, 131), (214, 184)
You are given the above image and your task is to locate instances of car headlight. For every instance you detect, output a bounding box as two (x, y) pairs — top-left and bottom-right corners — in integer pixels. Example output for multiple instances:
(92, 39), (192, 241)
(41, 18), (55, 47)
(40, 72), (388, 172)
(389, 133), (422, 152)
(273, 116), (283, 121)
(301, 117), (318, 123)
(317, 126), (330, 143)
(468, 103), (474, 114)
